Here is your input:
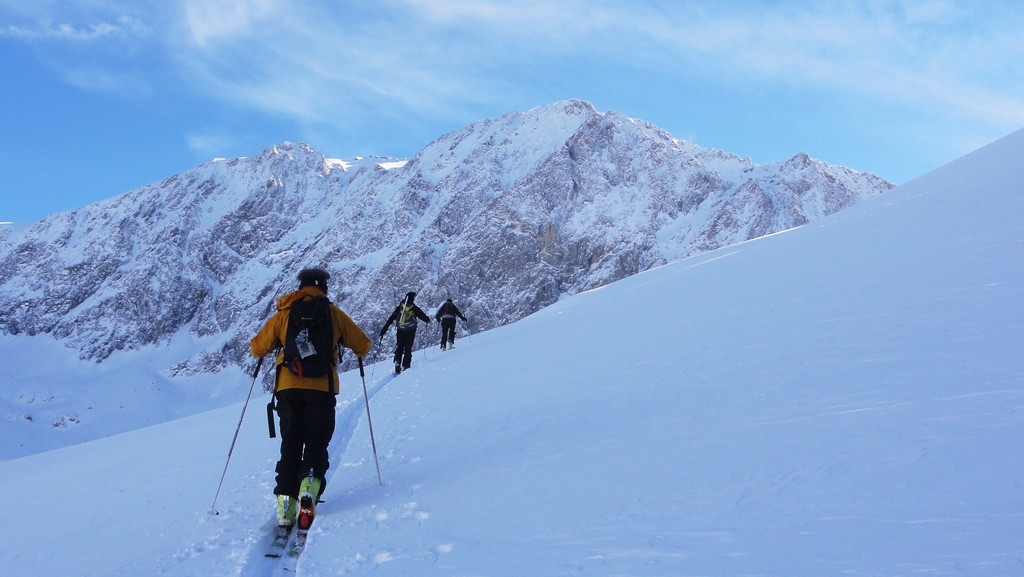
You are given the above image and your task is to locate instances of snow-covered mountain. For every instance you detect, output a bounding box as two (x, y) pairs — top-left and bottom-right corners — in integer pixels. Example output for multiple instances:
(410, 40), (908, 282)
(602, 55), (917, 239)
(0, 100), (890, 455)
(0, 100), (889, 366)
(0, 126), (1019, 576)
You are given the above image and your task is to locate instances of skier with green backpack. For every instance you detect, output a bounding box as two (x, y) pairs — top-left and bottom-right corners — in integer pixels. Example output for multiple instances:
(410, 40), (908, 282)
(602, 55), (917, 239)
(379, 291), (431, 374)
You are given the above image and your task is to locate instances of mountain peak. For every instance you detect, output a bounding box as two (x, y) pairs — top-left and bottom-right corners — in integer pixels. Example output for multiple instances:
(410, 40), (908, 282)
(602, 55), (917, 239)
(526, 98), (598, 117)
(256, 141), (320, 160)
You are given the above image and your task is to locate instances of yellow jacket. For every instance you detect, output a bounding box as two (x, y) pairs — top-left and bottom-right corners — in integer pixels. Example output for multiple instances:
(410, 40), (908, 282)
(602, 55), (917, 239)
(250, 286), (372, 393)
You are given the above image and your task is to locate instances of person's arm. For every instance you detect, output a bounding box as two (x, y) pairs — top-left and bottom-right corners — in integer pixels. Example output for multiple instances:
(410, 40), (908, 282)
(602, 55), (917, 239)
(250, 313), (283, 358)
(333, 307), (372, 358)
(380, 307), (398, 336)
(415, 305), (431, 323)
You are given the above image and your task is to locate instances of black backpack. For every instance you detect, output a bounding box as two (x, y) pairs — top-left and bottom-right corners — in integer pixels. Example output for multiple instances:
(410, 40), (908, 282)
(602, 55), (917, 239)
(282, 296), (335, 381)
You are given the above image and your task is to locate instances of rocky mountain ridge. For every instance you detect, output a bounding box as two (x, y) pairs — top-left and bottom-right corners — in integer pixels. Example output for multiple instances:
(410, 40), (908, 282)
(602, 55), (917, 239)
(0, 99), (892, 385)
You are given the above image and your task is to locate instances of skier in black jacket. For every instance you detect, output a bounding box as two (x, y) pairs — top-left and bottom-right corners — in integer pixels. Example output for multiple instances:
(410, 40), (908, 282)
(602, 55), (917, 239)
(379, 292), (431, 373)
(434, 298), (468, 351)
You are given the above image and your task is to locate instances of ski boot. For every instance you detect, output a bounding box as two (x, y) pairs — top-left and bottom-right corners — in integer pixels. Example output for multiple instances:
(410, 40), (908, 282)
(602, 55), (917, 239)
(297, 469), (323, 532)
(276, 494), (297, 532)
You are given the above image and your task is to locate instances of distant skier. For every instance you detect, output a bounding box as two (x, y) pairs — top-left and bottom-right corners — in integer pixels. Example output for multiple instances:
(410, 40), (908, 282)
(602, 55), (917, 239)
(250, 268), (371, 542)
(379, 292), (431, 373)
(434, 298), (468, 351)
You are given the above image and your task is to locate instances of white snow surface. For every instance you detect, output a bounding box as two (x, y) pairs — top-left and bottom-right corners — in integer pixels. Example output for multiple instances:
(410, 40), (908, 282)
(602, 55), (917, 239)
(0, 128), (1022, 575)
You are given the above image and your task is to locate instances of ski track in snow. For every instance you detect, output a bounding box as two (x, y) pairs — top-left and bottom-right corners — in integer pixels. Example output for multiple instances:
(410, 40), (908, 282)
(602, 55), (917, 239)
(299, 343), (467, 575)
(224, 333), (460, 575)
(229, 367), (400, 576)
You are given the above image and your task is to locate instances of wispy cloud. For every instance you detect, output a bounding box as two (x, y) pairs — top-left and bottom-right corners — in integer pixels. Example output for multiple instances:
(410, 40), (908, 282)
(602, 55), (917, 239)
(1, 15), (149, 42)
(1, 8), (156, 94)
(162, 0), (1024, 132)
(170, 1), (503, 134)
(1, 21), (116, 41)
(182, 0), (276, 47)
(4, 0), (1022, 155)
(186, 132), (240, 157)
(611, 1), (1024, 125)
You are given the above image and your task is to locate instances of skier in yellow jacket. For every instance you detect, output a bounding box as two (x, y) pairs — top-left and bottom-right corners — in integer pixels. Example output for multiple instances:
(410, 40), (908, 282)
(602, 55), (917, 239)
(250, 268), (371, 536)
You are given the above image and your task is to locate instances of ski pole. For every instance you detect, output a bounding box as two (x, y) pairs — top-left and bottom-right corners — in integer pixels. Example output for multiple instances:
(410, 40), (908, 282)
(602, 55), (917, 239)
(374, 324), (388, 377)
(358, 357), (384, 486)
(209, 356), (264, 516)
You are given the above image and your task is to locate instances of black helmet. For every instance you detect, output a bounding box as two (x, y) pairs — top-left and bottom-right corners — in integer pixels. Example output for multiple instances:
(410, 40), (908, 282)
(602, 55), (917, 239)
(405, 291), (416, 301)
(297, 268), (330, 290)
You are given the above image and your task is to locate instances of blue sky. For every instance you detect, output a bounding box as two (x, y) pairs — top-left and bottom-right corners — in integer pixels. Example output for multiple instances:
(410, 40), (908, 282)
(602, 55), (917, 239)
(2, 0), (1022, 223)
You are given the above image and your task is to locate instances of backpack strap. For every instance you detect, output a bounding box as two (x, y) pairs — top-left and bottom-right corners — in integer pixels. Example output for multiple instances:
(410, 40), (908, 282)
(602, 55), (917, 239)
(308, 298), (337, 394)
(267, 355), (283, 438)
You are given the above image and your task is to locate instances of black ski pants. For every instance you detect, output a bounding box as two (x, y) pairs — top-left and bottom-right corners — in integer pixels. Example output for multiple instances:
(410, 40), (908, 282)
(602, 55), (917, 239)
(274, 388), (337, 499)
(393, 328), (417, 369)
(440, 318), (457, 346)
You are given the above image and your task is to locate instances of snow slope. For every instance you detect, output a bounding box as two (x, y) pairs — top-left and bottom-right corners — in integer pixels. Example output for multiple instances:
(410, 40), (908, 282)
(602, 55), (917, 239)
(0, 128), (1021, 575)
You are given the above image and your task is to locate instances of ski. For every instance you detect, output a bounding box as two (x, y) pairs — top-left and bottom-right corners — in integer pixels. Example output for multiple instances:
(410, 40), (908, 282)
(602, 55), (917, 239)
(281, 530), (308, 572)
(264, 526), (292, 558)
(282, 472), (318, 570)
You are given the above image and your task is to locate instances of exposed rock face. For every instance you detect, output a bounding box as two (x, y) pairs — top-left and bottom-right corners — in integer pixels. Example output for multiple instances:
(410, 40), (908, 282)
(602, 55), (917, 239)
(0, 100), (891, 381)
